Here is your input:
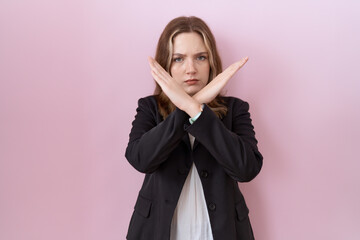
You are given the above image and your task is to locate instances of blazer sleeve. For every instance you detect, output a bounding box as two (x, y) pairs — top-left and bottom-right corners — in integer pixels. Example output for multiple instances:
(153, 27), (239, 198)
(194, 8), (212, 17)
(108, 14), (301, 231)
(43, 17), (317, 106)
(125, 97), (189, 173)
(184, 99), (263, 182)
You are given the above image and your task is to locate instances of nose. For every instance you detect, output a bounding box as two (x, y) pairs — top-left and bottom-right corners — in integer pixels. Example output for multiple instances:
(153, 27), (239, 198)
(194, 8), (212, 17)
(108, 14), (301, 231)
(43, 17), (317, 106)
(185, 59), (197, 75)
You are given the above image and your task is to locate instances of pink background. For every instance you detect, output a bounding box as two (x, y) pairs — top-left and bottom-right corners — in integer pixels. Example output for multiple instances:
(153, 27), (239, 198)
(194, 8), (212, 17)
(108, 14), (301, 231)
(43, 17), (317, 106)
(1, 0), (359, 239)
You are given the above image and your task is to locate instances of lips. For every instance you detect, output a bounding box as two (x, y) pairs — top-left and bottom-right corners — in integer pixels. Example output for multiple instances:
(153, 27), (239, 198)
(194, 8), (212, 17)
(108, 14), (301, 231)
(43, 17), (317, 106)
(185, 79), (199, 85)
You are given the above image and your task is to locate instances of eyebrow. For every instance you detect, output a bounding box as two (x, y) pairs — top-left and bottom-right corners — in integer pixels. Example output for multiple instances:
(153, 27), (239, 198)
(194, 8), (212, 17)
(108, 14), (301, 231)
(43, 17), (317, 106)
(173, 52), (208, 56)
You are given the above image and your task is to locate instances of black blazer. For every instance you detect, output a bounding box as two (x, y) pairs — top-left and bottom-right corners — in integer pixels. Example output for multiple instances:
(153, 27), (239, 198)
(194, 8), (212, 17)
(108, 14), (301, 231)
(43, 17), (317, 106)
(125, 95), (263, 240)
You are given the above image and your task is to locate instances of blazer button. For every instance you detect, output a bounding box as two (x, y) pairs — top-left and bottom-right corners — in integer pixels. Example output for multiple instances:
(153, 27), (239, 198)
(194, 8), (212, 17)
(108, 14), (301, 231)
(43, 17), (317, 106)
(208, 203), (216, 211)
(200, 170), (208, 178)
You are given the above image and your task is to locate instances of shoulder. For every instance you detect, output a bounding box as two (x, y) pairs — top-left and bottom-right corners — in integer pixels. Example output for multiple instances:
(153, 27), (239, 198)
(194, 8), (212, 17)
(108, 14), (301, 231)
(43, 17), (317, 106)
(219, 96), (250, 111)
(137, 95), (157, 104)
(136, 95), (158, 109)
(134, 95), (160, 119)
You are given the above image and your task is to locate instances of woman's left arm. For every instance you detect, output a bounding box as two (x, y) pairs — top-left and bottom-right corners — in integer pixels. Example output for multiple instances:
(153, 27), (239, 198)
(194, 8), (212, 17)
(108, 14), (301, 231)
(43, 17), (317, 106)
(184, 99), (263, 182)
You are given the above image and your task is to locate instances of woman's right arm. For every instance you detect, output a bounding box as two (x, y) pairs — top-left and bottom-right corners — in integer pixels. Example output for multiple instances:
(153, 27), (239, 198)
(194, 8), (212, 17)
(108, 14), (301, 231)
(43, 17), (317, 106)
(125, 97), (188, 173)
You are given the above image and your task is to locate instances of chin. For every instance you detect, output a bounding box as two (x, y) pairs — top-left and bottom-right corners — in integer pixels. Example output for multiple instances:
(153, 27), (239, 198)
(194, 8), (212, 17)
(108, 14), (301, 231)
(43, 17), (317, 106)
(186, 87), (202, 96)
(187, 90), (199, 96)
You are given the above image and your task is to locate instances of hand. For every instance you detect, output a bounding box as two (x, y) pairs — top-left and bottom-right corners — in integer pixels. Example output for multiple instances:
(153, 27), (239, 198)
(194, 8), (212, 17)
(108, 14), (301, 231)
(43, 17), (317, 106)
(193, 57), (249, 104)
(148, 57), (202, 117)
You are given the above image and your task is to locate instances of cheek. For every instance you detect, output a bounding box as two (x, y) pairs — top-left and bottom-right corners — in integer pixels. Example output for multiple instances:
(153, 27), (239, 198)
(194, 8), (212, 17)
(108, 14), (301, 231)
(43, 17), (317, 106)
(170, 66), (181, 77)
(202, 64), (210, 83)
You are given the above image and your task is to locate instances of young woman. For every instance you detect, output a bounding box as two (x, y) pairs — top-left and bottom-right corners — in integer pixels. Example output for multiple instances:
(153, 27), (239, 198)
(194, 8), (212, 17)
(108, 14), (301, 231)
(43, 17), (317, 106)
(125, 16), (263, 240)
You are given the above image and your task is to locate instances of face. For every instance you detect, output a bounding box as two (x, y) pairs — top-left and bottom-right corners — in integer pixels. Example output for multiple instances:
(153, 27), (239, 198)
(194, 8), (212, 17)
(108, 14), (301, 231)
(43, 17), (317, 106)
(170, 32), (210, 96)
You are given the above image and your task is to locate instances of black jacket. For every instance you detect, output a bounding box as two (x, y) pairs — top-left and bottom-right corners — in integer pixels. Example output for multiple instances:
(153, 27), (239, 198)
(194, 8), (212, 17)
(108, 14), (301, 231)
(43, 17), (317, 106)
(125, 95), (263, 240)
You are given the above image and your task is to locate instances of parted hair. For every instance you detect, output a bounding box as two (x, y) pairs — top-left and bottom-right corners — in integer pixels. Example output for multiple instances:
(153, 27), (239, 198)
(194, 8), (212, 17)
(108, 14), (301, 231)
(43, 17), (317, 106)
(154, 16), (228, 119)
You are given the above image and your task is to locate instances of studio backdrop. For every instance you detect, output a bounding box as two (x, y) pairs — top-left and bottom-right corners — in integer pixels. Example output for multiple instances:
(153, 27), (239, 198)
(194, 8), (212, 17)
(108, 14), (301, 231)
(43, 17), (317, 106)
(0, 0), (359, 239)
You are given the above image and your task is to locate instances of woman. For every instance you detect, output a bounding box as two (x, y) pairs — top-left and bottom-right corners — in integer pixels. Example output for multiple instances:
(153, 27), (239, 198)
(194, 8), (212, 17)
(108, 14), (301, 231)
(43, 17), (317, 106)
(125, 16), (263, 240)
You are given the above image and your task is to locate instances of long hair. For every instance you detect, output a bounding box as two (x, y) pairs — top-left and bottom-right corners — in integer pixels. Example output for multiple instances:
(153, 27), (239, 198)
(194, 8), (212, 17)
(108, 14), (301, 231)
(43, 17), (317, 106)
(154, 16), (227, 119)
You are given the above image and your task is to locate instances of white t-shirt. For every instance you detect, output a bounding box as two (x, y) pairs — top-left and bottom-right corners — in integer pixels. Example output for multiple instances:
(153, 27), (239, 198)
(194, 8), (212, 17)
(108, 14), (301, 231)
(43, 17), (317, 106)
(170, 133), (214, 240)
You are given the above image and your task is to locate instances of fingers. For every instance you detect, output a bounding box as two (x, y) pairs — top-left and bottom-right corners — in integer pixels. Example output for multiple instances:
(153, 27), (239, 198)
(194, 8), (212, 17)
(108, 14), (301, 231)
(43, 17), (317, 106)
(149, 68), (162, 84)
(229, 56), (248, 73)
(148, 57), (161, 79)
(235, 56), (248, 70)
(220, 56), (249, 80)
(148, 57), (171, 82)
(148, 57), (162, 73)
(148, 58), (161, 80)
(148, 57), (167, 88)
(197, 56), (249, 102)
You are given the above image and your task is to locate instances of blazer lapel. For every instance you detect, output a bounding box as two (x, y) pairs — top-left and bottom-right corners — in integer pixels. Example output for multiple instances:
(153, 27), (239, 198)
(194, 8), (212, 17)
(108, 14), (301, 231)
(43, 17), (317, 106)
(181, 133), (191, 150)
(193, 139), (200, 150)
(181, 133), (200, 151)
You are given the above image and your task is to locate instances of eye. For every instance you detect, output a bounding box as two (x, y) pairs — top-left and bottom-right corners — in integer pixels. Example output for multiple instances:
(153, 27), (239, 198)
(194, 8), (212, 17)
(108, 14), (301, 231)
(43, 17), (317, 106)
(197, 56), (207, 61)
(173, 57), (183, 62)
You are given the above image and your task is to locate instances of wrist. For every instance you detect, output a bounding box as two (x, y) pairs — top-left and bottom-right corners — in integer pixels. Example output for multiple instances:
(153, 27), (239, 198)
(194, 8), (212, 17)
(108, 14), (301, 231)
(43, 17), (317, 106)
(187, 101), (203, 118)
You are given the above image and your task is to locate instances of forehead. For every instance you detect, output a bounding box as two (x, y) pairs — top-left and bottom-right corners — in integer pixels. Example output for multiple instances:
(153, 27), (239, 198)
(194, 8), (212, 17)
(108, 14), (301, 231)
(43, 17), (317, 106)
(172, 32), (207, 53)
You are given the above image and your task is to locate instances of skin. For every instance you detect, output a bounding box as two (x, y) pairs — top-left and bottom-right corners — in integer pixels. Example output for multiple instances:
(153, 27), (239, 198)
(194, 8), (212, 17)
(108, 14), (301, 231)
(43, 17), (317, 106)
(148, 32), (248, 118)
(170, 32), (210, 97)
